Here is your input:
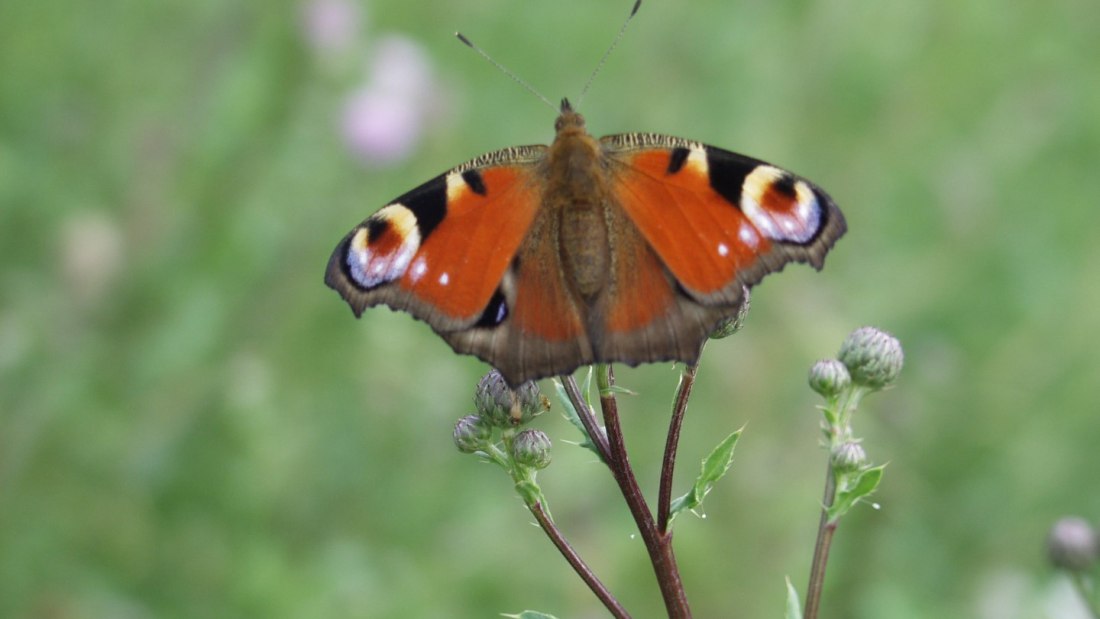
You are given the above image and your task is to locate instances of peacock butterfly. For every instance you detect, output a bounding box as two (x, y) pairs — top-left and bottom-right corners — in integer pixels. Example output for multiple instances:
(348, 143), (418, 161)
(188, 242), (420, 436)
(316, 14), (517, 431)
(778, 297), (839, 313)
(325, 93), (846, 385)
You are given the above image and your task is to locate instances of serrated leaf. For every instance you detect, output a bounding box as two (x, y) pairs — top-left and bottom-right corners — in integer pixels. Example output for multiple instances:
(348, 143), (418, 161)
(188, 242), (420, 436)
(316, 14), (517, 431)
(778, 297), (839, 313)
(668, 428), (742, 525)
(552, 377), (603, 461)
(501, 611), (559, 619)
(827, 464), (885, 522)
(784, 576), (802, 619)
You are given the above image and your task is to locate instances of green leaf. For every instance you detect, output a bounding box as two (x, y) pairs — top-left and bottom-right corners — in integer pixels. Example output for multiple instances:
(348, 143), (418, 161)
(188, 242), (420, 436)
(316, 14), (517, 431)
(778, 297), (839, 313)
(784, 576), (803, 619)
(552, 374), (604, 462)
(668, 428), (742, 525)
(602, 384), (637, 396)
(827, 464), (885, 522)
(501, 611), (559, 619)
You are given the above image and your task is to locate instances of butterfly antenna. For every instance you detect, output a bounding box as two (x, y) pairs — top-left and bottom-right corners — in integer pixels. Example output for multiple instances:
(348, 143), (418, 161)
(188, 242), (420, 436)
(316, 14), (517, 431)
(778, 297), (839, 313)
(576, 0), (642, 107)
(455, 32), (557, 112)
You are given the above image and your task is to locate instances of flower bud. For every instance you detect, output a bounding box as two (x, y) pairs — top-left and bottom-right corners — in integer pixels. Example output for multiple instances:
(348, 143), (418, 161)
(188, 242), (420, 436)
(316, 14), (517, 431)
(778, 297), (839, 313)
(474, 370), (550, 428)
(710, 287), (751, 339)
(1047, 516), (1098, 572)
(453, 415), (491, 454)
(808, 359), (851, 397)
(511, 429), (552, 470)
(831, 441), (868, 473)
(837, 327), (904, 390)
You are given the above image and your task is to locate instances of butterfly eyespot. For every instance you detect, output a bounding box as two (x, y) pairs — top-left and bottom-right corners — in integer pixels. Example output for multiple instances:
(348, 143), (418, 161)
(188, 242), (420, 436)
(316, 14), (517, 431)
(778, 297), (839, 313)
(741, 166), (822, 245)
(345, 205), (421, 289)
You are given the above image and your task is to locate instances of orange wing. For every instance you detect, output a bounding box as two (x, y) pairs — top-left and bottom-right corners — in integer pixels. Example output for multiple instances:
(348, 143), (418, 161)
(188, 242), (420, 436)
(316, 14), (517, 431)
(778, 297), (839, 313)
(601, 133), (846, 306)
(325, 145), (547, 332)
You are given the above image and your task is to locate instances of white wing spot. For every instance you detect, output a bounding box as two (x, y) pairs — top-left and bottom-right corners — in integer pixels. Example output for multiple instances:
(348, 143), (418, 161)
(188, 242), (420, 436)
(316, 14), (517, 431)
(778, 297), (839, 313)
(738, 223), (759, 250)
(409, 257), (428, 283)
(717, 242), (730, 257)
(439, 272), (450, 286)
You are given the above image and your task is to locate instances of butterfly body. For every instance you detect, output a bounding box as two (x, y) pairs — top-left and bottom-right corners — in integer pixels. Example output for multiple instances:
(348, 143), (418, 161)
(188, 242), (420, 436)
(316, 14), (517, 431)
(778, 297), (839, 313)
(326, 99), (846, 385)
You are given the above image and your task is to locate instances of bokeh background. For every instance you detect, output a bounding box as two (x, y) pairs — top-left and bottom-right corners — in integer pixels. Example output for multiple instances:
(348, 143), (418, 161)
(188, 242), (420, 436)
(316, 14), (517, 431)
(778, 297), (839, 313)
(3, 0), (1099, 617)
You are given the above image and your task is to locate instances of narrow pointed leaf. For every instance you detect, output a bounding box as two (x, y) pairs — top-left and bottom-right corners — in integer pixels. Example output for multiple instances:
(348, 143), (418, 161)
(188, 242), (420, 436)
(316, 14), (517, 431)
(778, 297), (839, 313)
(668, 428), (742, 523)
(785, 576), (803, 619)
(552, 378), (602, 460)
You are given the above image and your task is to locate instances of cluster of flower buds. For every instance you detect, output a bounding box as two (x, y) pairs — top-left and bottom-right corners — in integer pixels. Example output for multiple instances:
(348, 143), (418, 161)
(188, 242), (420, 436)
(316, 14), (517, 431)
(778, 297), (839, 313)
(452, 370), (553, 471)
(810, 326), (903, 396)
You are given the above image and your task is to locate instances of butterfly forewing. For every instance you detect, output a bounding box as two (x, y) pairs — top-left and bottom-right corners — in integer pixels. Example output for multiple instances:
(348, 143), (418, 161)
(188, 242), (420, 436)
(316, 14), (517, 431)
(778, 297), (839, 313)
(601, 133), (846, 306)
(325, 145), (547, 332)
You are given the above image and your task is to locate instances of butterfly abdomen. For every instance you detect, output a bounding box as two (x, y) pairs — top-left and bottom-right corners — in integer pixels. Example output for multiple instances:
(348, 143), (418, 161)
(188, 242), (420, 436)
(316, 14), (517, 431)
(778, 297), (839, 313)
(546, 120), (615, 304)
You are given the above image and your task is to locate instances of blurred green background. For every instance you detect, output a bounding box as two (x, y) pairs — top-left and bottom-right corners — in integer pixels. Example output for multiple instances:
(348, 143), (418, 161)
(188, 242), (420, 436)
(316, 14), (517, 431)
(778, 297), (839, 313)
(3, 0), (1099, 617)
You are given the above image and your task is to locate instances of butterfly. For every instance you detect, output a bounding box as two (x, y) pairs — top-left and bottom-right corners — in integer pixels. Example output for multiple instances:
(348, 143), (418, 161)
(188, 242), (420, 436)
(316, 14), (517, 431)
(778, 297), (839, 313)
(325, 98), (846, 386)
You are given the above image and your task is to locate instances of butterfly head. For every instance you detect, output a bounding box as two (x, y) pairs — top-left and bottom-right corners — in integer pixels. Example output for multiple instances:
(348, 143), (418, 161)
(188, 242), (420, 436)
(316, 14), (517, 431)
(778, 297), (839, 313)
(555, 98), (587, 136)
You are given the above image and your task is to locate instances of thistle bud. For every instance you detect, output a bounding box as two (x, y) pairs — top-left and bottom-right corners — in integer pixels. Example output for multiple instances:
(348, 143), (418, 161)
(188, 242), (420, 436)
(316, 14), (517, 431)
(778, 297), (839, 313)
(808, 359), (851, 398)
(1047, 517), (1098, 572)
(831, 441), (868, 473)
(710, 287), (751, 339)
(453, 415), (490, 454)
(474, 370), (550, 428)
(837, 327), (904, 390)
(511, 429), (552, 470)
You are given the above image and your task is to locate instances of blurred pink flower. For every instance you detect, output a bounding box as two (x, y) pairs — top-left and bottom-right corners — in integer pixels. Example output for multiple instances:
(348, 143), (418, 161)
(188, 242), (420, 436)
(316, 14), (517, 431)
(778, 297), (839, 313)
(366, 35), (433, 100)
(341, 87), (421, 165)
(301, 0), (363, 55)
(339, 34), (446, 167)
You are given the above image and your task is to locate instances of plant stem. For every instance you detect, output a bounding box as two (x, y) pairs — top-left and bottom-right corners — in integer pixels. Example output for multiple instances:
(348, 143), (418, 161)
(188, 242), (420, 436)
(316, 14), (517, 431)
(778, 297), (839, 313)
(598, 366), (693, 619)
(658, 363), (697, 533)
(803, 464), (838, 619)
(562, 375), (611, 464)
(527, 501), (632, 619)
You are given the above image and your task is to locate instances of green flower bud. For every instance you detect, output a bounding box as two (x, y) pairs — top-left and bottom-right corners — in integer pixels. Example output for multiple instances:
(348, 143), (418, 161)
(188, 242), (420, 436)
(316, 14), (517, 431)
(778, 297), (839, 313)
(837, 327), (904, 390)
(453, 415), (491, 454)
(808, 359), (851, 397)
(710, 287), (751, 339)
(831, 441), (867, 473)
(474, 370), (550, 428)
(1047, 517), (1098, 572)
(511, 429), (552, 470)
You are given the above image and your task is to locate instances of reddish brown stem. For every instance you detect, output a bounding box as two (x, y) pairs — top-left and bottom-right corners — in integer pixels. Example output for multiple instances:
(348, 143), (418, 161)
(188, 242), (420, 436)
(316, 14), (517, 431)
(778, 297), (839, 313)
(658, 364), (698, 533)
(528, 501), (632, 619)
(803, 465), (838, 619)
(598, 367), (692, 619)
